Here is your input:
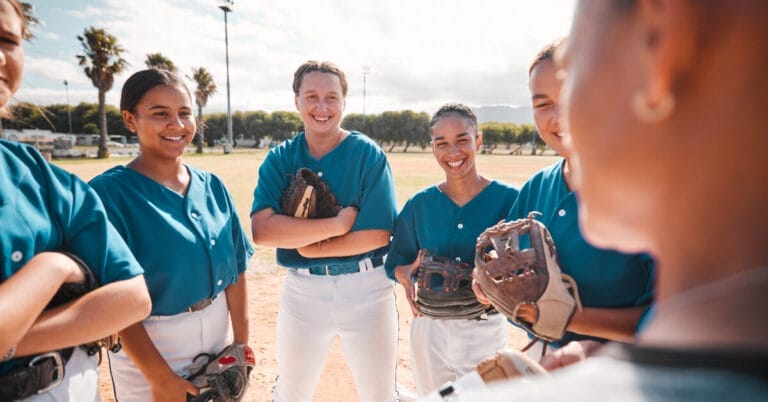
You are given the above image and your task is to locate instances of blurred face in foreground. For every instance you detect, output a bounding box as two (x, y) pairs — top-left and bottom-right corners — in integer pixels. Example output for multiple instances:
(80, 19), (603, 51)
(558, 1), (660, 253)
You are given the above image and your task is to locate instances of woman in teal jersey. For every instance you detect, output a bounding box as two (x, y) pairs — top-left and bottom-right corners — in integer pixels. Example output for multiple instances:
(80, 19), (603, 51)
(90, 69), (253, 402)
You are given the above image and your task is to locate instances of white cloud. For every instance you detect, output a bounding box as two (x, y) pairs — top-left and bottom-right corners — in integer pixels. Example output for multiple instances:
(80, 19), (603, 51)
(20, 0), (575, 116)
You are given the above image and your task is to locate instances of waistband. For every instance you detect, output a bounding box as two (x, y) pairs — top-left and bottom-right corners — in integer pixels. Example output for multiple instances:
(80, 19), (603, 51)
(297, 256), (385, 276)
(186, 293), (219, 313)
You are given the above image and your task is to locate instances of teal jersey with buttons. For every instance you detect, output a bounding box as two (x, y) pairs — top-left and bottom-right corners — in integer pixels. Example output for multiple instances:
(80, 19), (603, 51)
(385, 181), (519, 281)
(0, 140), (143, 372)
(508, 159), (655, 346)
(90, 165), (253, 316)
(251, 131), (397, 268)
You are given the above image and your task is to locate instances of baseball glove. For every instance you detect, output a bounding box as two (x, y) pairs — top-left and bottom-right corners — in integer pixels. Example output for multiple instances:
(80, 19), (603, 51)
(413, 251), (489, 320)
(280, 168), (342, 219)
(474, 213), (582, 342)
(475, 348), (548, 383)
(186, 343), (256, 402)
(46, 252), (122, 356)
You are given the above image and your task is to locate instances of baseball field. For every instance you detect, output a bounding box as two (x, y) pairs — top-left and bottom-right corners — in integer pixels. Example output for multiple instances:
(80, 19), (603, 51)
(55, 148), (557, 401)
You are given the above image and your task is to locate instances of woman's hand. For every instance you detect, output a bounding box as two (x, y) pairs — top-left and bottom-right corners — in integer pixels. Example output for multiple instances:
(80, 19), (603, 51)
(395, 249), (426, 317)
(538, 340), (602, 371)
(150, 371), (199, 402)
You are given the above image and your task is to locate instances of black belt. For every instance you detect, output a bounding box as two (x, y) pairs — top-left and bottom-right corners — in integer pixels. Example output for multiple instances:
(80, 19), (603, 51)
(0, 348), (73, 400)
(186, 294), (219, 313)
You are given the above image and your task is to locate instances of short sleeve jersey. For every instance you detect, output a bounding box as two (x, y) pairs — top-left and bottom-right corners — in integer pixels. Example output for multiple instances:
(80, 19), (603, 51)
(0, 140), (143, 371)
(90, 165), (253, 316)
(251, 131), (397, 268)
(385, 181), (519, 281)
(507, 159), (655, 346)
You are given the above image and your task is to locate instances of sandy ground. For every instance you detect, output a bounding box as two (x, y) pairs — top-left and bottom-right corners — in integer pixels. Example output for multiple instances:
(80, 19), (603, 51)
(98, 258), (529, 402)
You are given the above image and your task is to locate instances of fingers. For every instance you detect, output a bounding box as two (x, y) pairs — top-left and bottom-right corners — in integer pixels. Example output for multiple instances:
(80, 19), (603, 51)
(185, 379), (200, 396)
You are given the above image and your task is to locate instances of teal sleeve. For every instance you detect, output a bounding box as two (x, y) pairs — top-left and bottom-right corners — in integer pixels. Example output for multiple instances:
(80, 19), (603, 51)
(385, 201), (419, 281)
(48, 163), (143, 285)
(352, 155), (397, 232)
(251, 151), (286, 215)
(225, 186), (255, 274)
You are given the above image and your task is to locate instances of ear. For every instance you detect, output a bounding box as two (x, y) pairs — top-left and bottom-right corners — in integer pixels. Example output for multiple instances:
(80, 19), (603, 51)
(294, 96), (299, 111)
(475, 130), (483, 150)
(122, 110), (137, 133)
(637, 0), (696, 105)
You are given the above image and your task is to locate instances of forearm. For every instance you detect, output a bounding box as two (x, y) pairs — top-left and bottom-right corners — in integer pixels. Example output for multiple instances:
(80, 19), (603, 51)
(0, 253), (71, 353)
(297, 230), (391, 258)
(225, 273), (249, 344)
(251, 210), (347, 248)
(567, 305), (648, 343)
(14, 276), (151, 356)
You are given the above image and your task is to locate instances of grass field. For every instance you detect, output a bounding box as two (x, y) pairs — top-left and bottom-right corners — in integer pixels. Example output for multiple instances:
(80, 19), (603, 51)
(55, 148), (558, 270)
(54, 148), (558, 401)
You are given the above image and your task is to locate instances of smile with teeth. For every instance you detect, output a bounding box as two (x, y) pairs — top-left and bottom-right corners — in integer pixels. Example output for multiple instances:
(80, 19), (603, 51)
(161, 135), (185, 142)
(313, 115), (331, 122)
(447, 159), (465, 168)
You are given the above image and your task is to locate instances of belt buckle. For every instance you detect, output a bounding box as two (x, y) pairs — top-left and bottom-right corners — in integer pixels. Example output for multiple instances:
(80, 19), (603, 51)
(29, 352), (64, 394)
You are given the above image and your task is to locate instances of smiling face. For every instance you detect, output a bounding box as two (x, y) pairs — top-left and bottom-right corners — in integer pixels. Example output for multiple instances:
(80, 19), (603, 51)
(123, 84), (196, 161)
(295, 71), (346, 137)
(0, 0), (24, 109)
(530, 58), (569, 158)
(430, 113), (482, 179)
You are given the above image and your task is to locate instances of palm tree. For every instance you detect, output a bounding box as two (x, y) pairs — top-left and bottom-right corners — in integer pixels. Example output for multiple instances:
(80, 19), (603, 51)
(145, 53), (177, 73)
(76, 26), (128, 158)
(189, 67), (217, 154)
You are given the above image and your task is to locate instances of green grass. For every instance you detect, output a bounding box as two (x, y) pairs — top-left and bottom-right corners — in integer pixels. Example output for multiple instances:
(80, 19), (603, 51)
(54, 148), (557, 270)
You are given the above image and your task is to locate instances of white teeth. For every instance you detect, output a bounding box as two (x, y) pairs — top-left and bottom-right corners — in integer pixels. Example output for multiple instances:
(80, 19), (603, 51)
(163, 136), (183, 141)
(447, 160), (463, 167)
(313, 116), (330, 122)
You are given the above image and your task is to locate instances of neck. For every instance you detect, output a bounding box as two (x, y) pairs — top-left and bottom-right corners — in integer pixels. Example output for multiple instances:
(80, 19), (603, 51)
(306, 128), (347, 159)
(441, 171), (488, 207)
(128, 154), (189, 194)
(561, 158), (574, 191)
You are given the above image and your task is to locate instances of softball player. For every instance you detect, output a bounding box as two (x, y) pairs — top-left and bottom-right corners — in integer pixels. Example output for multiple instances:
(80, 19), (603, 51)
(0, 2), (151, 400)
(89, 69), (253, 402)
(386, 104), (518, 396)
(251, 61), (398, 402)
(505, 40), (655, 353)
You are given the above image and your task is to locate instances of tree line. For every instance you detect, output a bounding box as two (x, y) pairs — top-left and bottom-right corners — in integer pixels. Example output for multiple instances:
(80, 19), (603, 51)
(3, 102), (539, 154)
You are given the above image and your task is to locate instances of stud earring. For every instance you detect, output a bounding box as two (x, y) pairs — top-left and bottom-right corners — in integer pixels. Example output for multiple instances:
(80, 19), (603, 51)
(631, 90), (675, 123)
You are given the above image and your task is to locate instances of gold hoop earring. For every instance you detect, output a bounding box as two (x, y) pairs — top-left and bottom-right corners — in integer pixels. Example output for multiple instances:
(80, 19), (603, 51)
(632, 90), (675, 123)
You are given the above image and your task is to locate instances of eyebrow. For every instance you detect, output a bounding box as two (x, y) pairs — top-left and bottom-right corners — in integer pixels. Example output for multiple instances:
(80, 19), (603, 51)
(432, 132), (471, 141)
(532, 94), (550, 100)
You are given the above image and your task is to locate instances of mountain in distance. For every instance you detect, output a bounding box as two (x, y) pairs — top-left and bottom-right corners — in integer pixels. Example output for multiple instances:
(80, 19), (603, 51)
(474, 105), (533, 124)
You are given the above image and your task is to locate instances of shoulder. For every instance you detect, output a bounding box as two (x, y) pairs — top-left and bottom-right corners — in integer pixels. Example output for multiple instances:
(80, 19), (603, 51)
(345, 131), (386, 156)
(487, 180), (519, 196)
(89, 166), (130, 189)
(0, 139), (47, 172)
(269, 133), (304, 156)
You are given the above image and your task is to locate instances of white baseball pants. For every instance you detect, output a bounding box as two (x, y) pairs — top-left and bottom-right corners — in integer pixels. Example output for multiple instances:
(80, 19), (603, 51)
(25, 347), (100, 402)
(108, 295), (232, 401)
(409, 313), (508, 396)
(272, 267), (398, 402)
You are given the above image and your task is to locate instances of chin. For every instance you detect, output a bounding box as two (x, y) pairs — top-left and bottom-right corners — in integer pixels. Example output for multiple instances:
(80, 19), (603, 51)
(578, 203), (648, 254)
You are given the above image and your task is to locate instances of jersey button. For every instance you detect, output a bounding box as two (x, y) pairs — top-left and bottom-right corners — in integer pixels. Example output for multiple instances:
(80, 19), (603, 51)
(210, 239), (217, 246)
(11, 250), (23, 263)
(455, 257), (461, 262)
(317, 171), (323, 177)
(457, 223), (464, 229)
(217, 279), (223, 286)
(191, 211), (199, 219)
(558, 209), (566, 217)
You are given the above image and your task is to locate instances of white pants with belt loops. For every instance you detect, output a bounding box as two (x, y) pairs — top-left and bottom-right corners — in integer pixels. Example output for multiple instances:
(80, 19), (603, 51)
(410, 313), (508, 396)
(273, 267), (398, 402)
(108, 295), (232, 402)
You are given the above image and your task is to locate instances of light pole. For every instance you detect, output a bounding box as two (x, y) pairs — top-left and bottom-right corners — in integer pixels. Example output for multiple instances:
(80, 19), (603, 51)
(63, 80), (72, 134)
(219, 0), (234, 154)
(362, 65), (370, 126)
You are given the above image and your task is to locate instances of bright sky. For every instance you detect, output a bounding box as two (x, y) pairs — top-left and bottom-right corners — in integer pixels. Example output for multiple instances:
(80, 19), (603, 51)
(18, 0), (575, 116)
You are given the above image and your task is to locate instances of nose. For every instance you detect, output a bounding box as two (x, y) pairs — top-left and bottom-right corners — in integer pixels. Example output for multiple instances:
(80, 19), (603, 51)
(552, 104), (561, 131)
(167, 113), (186, 130)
